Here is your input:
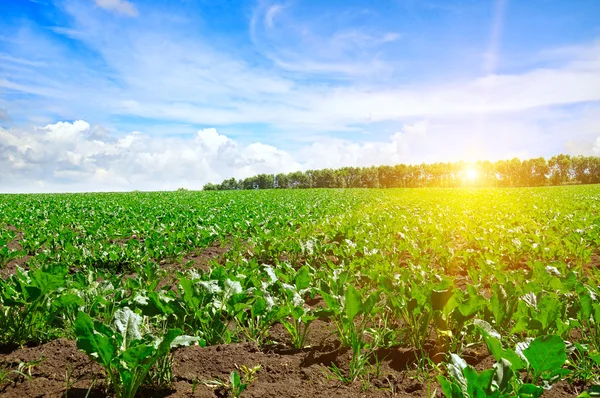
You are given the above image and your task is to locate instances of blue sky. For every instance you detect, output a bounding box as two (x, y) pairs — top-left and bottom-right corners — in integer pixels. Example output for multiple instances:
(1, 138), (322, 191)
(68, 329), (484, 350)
(1, 0), (599, 192)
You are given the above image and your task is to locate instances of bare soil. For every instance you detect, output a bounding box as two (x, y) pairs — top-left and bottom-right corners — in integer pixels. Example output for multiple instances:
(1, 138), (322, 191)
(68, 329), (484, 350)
(0, 226), (32, 279)
(0, 327), (584, 398)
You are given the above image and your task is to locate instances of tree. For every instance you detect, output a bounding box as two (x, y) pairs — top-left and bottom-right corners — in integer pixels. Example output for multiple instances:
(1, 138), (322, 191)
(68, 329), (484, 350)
(548, 154), (572, 185)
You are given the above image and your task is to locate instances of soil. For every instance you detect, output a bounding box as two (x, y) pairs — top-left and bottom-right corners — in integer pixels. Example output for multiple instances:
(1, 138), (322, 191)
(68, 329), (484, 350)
(0, 230), (595, 397)
(0, 226), (32, 279)
(155, 241), (231, 290)
(0, 327), (585, 398)
(0, 336), (439, 398)
(584, 250), (600, 277)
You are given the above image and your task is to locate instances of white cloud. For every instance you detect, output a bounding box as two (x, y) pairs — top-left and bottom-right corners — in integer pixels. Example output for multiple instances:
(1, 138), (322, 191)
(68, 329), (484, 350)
(1, 112), (599, 193)
(0, 121), (302, 192)
(94, 0), (137, 17)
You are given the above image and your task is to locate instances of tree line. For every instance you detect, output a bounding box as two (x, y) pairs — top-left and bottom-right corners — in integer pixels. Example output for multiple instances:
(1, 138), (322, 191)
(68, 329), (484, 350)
(203, 154), (600, 190)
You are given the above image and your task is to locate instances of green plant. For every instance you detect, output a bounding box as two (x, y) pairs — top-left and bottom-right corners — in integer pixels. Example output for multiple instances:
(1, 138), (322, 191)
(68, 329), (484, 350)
(441, 321), (572, 397)
(74, 308), (199, 398)
(0, 264), (69, 344)
(203, 365), (260, 398)
(322, 284), (380, 383)
(279, 266), (316, 349)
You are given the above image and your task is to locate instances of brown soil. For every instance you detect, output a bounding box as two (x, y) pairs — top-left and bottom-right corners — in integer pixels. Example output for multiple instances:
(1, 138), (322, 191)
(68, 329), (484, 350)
(0, 339), (105, 397)
(176, 242), (230, 273)
(1, 226), (32, 279)
(0, 333), (583, 398)
(154, 241), (231, 290)
(583, 250), (600, 277)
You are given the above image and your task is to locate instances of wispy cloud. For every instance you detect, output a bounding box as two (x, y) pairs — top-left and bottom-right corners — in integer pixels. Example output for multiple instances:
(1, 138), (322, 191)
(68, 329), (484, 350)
(93, 0), (138, 17)
(250, 2), (401, 76)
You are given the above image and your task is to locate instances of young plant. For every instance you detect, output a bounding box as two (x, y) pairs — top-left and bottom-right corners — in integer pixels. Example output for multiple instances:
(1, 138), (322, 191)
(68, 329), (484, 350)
(321, 283), (380, 383)
(279, 266), (316, 349)
(438, 354), (541, 398)
(0, 264), (69, 344)
(74, 308), (199, 398)
(203, 365), (260, 398)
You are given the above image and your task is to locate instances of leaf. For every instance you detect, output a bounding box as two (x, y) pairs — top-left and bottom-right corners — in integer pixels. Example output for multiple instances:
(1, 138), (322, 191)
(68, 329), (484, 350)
(113, 307), (143, 350)
(30, 264), (68, 295)
(74, 312), (117, 369)
(156, 328), (183, 359)
(251, 296), (267, 317)
(121, 344), (155, 370)
(320, 292), (339, 312)
(378, 276), (395, 294)
(229, 370), (241, 388)
(579, 294), (593, 321)
(295, 266), (310, 290)
(363, 291), (379, 315)
(536, 294), (560, 331)
(431, 288), (453, 311)
(447, 354), (468, 393)
(171, 335), (204, 348)
(457, 291), (484, 317)
(519, 383), (544, 398)
(474, 320), (525, 370)
(490, 284), (506, 324)
(437, 375), (464, 398)
(493, 358), (514, 393)
(522, 335), (567, 379)
(344, 285), (363, 321)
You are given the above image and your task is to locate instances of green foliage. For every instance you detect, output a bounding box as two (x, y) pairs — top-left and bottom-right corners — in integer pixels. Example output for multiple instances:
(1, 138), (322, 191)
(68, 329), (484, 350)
(1, 185), (600, 393)
(74, 308), (199, 398)
(0, 264), (72, 344)
(207, 154), (600, 190)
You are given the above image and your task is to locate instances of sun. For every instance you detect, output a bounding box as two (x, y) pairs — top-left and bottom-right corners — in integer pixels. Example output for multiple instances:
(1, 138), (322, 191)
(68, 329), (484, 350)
(465, 167), (479, 181)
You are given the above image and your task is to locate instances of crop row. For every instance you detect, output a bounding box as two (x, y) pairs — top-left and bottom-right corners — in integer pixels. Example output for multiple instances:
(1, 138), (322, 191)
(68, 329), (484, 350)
(1, 186), (599, 397)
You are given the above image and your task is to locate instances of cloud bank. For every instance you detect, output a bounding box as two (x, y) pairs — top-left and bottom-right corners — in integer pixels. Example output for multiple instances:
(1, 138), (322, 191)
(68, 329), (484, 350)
(2, 113), (599, 193)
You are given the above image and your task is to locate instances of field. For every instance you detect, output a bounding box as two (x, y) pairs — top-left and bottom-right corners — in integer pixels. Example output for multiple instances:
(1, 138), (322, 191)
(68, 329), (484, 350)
(0, 186), (599, 397)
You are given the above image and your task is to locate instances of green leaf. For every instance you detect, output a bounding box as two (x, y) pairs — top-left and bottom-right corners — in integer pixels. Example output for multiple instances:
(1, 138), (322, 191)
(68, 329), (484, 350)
(156, 328), (183, 358)
(474, 320), (525, 370)
(344, 285), (363, 321)
(536, 294), (560, 331)
(437, 375), (464, 398)
(74, 312), (117, 369)
(518, 383), (544, 398)
(295, 266), (310, 290)
(493, 358), (514, 393)
(522, 335), (567, 379)
(320, 292), (339, 312)
(121, 344), (155, 369)
(31, 264), (68, 295)
(431, 288), (453, 311)
(113, 307), (143, 350)
(229, 370), (241, 388)
(378, 276), (395, 294)
(579, 294), (593, 321)
(251, 296), (267, 317)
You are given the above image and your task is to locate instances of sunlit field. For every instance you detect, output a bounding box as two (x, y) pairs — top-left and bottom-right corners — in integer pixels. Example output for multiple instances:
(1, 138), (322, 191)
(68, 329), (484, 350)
(1, 186), (599, 397)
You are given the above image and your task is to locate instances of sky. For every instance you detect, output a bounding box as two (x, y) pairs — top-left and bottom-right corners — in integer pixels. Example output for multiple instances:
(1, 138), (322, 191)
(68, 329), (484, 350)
(0, 0), (599, 192)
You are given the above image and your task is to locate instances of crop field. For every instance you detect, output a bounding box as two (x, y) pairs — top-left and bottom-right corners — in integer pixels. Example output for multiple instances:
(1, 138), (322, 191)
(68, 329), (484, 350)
(0, 186), (599, 397)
